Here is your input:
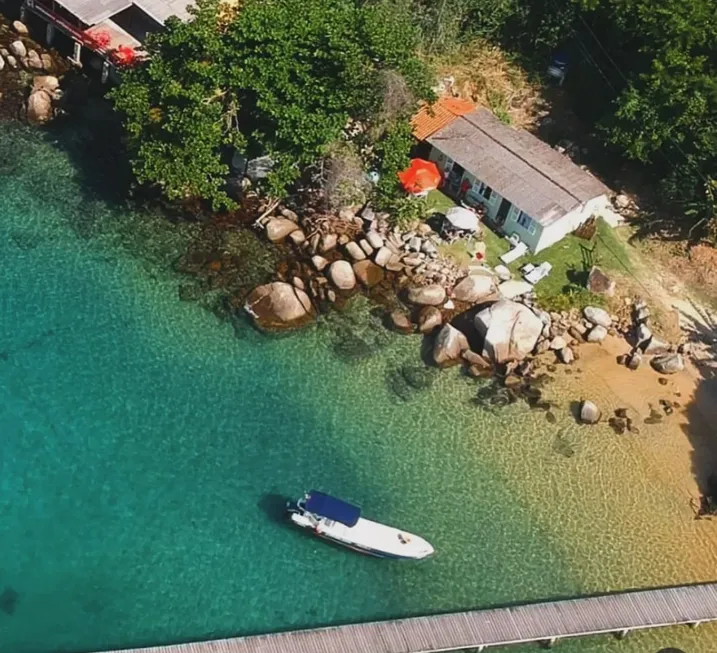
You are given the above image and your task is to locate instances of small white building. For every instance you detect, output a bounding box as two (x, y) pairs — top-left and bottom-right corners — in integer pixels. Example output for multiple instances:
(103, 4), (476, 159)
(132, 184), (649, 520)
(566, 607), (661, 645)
(420, 107), (610, 253)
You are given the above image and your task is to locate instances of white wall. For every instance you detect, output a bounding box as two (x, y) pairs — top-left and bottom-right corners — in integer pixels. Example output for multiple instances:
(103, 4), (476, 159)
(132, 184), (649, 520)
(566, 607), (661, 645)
(502, 205), (543, 252)
(535, 194), (609, 252)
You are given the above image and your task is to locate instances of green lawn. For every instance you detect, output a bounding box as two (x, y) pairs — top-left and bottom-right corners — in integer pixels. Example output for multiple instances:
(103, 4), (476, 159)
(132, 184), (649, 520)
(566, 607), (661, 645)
(427, 191), (633, 310)
(509, 219), (634, 310)
(427, 190), (510, 267)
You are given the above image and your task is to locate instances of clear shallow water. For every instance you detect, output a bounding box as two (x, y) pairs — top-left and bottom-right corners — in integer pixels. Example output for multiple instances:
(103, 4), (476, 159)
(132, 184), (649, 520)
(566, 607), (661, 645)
(0, 122), (715, 653)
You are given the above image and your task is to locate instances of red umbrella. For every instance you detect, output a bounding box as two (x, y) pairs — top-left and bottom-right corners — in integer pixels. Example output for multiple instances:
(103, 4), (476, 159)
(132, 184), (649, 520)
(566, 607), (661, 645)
(398, 158), (442, 195)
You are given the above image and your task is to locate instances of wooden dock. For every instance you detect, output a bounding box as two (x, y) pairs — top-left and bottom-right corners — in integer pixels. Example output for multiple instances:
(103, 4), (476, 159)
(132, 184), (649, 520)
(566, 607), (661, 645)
(104, 582), (717, 653)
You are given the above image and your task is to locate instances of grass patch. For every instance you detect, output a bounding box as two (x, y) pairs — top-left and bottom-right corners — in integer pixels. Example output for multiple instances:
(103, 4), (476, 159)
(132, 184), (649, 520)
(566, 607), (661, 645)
(425, 190), (456, 215)
(508, 219), (634, 311)
(428, 191), (511, 267)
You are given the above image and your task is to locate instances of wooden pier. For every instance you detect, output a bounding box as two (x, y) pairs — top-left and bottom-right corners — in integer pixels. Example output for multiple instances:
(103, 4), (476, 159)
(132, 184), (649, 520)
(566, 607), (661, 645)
(104, 582), (717, 653)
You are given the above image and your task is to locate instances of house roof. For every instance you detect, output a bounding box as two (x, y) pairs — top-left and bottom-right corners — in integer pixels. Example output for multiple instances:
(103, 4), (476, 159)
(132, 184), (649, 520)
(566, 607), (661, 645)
(411, 96), (476, 141)
(54, 0), (195, 26)
(428, 109), (609, 227)
(135, 0), (195, 24)
(54, 0), (132, 25)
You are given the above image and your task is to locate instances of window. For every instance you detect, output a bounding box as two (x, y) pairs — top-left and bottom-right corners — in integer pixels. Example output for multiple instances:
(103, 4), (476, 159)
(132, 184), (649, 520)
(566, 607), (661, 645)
(473, 181), (493, 201)
(517, 210), (537, 235)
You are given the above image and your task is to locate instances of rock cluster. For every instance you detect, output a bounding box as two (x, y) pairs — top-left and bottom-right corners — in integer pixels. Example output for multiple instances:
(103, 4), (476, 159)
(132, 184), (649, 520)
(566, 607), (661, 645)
(1, 27), (62, 124)
(249, 202), (470, 328)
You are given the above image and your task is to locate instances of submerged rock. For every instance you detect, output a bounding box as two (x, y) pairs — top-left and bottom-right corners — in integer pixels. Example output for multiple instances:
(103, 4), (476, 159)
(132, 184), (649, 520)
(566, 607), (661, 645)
(474, 300), (543, 364)
(417, 306), (442, 334)
(244, 282), (315, 330)
(432, 324), (469, 368)
(390, 310), (413, 334)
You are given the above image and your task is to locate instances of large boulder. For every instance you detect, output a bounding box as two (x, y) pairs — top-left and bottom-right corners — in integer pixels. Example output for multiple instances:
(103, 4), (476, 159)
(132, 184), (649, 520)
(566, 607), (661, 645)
(9, 40), (27, 58)
(33, 75), (60, 95)
(328, 260), (356, 290)
(452, 274), (495, 303)
(417, 306), (442, 334)
(583, 306), (612, 328)
(366, 230), (384, 250)
(244, 282), (315, 330)
(13, 21), (30, 36)
(651, 353), (684, 375)
(25, 49), (43, 71)
(579, 400), (601, 424)
(407, 284), (446, 306)
(26, 90), (53, 124)
(353, 260), (384, 288)
(586, 325), (608, 343)
(474, 300), (543, 364)
(374, 246), (393, 268)
(498, 279), (533, 300)
(432, 324), (469, 368)
(344, 241), (366, 261)
(265, 217), (299, 242)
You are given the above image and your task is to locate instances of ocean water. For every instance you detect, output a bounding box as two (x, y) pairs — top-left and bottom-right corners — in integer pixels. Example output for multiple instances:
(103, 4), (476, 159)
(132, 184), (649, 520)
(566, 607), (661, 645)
(0, 121), (715, 653)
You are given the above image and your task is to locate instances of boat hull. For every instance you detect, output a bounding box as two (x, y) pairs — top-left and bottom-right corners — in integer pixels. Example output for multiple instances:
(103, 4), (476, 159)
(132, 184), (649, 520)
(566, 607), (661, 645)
(287, 506), (434, 560)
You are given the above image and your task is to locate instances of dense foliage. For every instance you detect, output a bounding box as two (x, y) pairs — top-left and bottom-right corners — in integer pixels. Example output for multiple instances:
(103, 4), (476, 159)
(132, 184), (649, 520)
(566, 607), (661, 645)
(110, 0), (430, 208)
(420, 0), (717, 231)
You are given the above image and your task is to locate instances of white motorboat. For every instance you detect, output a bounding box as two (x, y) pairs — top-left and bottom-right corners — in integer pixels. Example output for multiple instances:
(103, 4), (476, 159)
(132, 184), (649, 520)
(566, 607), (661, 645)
(286, 491), (434, 560)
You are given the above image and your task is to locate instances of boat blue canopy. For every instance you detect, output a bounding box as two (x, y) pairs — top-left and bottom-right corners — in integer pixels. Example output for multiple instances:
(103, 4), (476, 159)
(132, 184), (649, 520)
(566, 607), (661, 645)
(305, 491), (361, 527)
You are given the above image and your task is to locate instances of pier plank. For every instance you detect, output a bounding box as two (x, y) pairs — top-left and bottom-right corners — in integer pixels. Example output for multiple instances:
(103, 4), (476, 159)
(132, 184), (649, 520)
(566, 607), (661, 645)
(100, 583), (717, 653)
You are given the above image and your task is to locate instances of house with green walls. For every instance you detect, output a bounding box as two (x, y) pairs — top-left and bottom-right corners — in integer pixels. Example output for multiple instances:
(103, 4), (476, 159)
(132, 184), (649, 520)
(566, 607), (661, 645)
(416, 106), (610, 253)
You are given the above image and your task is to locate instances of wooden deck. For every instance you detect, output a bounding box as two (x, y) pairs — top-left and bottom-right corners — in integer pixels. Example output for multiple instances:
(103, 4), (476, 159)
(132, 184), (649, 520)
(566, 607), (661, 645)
(104, 583), (717, 653)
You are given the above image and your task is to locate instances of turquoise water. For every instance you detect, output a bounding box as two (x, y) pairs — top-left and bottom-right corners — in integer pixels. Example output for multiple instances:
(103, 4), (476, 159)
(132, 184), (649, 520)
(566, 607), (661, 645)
(0, 121), (714, 653)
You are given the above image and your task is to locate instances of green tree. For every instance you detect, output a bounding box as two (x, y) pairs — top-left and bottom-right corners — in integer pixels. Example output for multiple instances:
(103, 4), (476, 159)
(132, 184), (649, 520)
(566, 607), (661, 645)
(109, 0), (244, 209)
(110, 0), (430, 209)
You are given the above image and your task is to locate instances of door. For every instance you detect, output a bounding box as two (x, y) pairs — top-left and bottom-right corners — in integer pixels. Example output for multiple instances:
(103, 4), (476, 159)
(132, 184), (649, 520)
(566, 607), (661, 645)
(447, 163), (465, 195)
(496, 198), (511, 226)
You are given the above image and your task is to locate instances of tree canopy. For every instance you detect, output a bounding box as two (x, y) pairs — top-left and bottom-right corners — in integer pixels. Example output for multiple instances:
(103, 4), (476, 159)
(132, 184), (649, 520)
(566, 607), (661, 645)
(418, 0), (717, 228)
(110, 0), (431, 209)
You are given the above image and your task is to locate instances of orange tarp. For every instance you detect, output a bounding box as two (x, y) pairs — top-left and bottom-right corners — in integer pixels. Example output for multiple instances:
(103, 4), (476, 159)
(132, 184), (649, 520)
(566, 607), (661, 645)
(411, 96), (476, 141)
(398, 159), (442, 194)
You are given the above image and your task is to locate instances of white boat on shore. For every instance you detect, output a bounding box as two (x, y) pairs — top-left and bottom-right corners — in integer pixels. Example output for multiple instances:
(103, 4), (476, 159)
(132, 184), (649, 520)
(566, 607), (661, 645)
(286, 490), (434, 560)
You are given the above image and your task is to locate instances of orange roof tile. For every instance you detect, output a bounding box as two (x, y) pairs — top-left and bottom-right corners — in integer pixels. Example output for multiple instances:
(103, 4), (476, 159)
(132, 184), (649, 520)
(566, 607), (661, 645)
(411, 96), (476, 141)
